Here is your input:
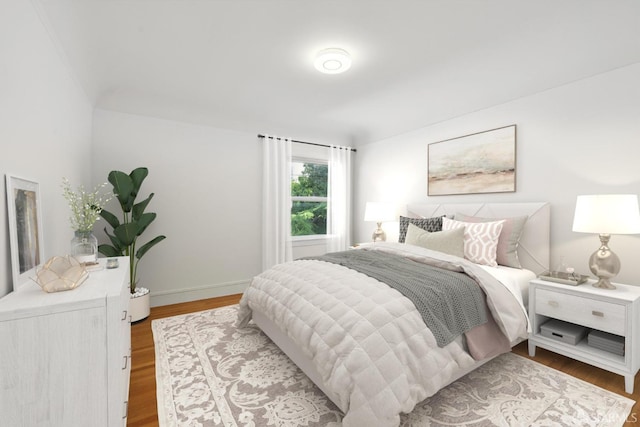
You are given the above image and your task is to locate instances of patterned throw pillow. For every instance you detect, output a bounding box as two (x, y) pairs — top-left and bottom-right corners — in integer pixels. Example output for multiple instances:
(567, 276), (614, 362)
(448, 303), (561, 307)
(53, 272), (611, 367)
(405, 224), (465, 258)
(455, 213), (528, 269)
(442, 217), (505, 267)
(398, 215), (444, 243)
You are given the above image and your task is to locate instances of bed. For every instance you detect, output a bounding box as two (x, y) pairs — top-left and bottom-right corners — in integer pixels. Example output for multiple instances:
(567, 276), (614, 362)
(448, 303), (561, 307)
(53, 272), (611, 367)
(237, 202), (550, 427)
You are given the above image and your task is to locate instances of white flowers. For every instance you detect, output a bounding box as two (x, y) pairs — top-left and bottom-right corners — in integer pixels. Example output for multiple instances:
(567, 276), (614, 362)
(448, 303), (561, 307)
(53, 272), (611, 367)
(61, 177), (112, 232)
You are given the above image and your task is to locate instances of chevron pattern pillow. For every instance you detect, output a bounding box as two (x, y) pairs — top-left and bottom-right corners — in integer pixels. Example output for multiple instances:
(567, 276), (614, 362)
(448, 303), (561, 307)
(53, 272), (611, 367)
(442, 217), (505, 267)
(398, 215), (444, 243)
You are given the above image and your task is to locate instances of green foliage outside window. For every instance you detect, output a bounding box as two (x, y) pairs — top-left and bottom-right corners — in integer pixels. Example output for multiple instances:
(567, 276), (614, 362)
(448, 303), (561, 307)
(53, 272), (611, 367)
(291, 163), (327, 196)
(291, 201), (326, 235)
(291, 163), (327, 236)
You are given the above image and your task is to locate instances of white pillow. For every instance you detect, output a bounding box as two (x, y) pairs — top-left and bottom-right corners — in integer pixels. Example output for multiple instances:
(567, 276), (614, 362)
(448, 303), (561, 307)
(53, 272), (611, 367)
(405, 223), (465, 258)
(442, 217), (505, 267)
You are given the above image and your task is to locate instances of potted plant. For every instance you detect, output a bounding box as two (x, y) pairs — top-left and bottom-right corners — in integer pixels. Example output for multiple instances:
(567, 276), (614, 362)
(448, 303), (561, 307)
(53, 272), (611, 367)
(98, 167), (166, 322)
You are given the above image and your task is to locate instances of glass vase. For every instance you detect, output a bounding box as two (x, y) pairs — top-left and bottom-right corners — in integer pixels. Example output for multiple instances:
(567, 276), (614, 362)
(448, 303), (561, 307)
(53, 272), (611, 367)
(71, 230), (98, 264)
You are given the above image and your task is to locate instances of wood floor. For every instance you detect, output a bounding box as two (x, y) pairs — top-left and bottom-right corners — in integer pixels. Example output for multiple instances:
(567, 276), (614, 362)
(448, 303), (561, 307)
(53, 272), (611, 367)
(127, 295), (640, 426)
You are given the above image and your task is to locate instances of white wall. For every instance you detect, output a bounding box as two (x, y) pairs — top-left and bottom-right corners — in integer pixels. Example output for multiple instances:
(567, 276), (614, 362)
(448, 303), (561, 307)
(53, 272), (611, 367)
(91, 110), (344, 306)
(0, 1), (93, 297)
(91, 110), (263, 305)
(355, 63), (640, 285)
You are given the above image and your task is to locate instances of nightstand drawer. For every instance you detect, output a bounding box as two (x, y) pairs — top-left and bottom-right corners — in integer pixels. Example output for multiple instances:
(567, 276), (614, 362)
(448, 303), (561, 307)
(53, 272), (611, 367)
(535, 288), (626, 335)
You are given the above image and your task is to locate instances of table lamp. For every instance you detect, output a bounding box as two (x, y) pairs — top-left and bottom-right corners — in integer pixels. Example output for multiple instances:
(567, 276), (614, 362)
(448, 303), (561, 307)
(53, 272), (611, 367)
(364, 202), (396, 242)
(572, 194), (640, 289)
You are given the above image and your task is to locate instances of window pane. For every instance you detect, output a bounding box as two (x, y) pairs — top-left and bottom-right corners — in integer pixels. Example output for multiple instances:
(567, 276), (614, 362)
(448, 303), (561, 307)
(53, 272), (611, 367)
(291, 162), (328, 197)
(291, 201), (327, 236)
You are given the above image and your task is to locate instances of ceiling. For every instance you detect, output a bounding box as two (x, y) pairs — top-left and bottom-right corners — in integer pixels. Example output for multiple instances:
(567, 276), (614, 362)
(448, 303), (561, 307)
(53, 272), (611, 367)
(34, 0), (640, 146)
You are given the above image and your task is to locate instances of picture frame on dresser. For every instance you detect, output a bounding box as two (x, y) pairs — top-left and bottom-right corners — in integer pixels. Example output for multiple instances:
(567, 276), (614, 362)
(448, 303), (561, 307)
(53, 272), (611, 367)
(5, 174), (45, 291)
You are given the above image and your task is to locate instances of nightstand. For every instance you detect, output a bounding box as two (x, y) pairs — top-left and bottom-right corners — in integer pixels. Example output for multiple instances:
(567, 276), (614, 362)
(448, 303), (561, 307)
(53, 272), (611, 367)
(528, 278), (640, 394)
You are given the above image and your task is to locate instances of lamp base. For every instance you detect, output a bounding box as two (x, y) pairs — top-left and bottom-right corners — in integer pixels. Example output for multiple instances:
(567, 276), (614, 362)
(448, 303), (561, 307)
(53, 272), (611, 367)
(592, 278), (616, 289)
(372, 222), (386, 242)
(589, 234), (620, 290)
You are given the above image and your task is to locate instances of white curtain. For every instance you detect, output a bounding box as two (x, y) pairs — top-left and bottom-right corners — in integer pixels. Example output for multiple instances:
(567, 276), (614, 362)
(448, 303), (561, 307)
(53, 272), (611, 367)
(327, 145), (352, 252)
(262, 135), (293, 270)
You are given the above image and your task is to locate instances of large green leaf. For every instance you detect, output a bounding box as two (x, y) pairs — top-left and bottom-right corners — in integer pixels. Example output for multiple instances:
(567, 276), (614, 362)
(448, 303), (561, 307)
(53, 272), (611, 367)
(135, 212), (156, 236)
(136, 235), (166, 260)
(129, 167), (148, 200)
(132, 193), (154, 221)
(103, 227), (124, 253)
(98, 244), (122, 257)
(99, 209), (121, 230)
(108, 171), (134, 212)
(114, 222), (138, 246)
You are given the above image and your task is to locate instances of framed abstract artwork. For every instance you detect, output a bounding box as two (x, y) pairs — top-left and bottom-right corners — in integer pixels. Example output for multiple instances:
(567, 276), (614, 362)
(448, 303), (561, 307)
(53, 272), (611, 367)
(5, 175), (45, 290)
(428, 125), (516, 196)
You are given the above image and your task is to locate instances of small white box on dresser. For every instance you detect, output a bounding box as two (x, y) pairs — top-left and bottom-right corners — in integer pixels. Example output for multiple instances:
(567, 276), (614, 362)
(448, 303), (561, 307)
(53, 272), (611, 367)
(528, 277), (640, 394)
(0, 257), (131, 427)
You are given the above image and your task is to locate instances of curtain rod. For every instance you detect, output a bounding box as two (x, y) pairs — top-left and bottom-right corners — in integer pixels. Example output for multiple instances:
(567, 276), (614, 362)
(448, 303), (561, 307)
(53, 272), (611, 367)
(257, 134), (356, 152)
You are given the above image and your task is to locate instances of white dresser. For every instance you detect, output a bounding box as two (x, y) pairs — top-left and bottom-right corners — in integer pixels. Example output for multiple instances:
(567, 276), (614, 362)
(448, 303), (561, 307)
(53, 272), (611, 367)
(0, 257), (131, 426)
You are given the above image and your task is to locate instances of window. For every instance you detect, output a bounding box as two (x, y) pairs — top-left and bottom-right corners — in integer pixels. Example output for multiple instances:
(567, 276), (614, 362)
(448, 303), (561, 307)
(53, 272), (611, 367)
(291, 160), (328, 237)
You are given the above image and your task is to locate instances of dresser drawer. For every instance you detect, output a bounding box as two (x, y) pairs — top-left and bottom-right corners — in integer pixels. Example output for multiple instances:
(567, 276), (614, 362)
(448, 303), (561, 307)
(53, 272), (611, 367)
(535, 288), (626, 335)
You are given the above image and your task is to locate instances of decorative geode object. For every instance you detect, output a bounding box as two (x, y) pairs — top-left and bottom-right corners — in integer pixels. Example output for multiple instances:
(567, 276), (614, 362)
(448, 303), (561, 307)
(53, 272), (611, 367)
(33, 256), (89, 293)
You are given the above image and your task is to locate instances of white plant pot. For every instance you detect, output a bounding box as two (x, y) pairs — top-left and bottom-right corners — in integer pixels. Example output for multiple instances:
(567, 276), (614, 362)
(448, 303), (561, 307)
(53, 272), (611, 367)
(130, 290), (150, 322)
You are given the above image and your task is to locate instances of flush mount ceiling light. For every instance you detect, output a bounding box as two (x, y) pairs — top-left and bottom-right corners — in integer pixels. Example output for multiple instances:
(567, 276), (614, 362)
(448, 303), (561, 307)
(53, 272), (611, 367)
(314, 48), (352, 74)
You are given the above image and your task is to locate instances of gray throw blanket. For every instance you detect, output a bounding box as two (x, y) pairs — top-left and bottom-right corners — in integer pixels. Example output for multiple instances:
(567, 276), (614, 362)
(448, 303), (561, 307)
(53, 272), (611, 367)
(306, 249), (487, 347)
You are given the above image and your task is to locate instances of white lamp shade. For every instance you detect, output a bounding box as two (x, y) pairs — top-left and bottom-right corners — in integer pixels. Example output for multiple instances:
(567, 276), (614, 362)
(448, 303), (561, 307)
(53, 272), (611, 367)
(364, 202), (396, 222)
(572, 194), (640, 234)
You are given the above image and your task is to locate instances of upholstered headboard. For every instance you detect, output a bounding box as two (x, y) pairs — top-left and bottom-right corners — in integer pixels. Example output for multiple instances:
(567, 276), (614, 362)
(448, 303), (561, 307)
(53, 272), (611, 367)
(406, 202), (550, 274)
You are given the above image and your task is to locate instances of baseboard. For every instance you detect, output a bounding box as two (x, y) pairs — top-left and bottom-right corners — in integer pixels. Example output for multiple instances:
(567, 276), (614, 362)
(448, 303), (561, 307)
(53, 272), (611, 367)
(149, 279), (250, 307)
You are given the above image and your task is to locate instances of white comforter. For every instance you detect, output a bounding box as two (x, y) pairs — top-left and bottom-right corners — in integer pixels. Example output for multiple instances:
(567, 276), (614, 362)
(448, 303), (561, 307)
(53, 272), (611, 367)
(237, 242), (529, 427)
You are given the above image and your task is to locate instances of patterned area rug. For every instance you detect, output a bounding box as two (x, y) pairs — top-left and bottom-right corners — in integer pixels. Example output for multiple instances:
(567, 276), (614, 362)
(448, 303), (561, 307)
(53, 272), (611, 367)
(153, 305), (634, 426)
